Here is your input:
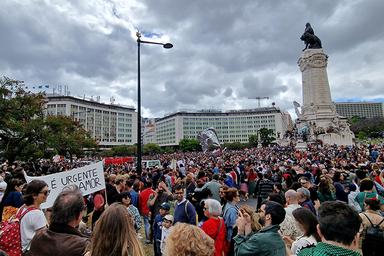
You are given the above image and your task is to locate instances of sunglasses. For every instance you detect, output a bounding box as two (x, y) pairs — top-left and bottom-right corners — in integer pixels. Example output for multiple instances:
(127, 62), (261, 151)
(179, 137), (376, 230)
(39, 190), (50, 196)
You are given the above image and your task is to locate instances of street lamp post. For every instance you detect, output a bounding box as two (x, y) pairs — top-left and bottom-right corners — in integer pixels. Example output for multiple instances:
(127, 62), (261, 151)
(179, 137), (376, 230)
(136, 32), (172, 175)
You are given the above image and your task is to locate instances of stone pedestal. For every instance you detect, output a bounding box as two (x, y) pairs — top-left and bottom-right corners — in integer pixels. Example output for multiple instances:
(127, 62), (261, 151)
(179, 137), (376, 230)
(296, 49), (354, 146)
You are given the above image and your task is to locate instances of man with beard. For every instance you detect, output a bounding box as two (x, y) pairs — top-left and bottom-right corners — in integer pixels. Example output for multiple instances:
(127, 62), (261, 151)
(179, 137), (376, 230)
(234, 201), (286, 255)
(148, 181), (173, 217)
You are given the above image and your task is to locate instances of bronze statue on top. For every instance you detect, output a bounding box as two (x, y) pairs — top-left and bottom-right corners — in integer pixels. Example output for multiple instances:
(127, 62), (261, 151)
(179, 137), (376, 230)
(300, 23), (322, 51)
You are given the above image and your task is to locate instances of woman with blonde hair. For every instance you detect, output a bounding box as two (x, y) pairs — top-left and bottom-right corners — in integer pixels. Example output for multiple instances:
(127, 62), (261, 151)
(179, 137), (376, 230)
(164, 223), (215, 256)
(85, 203), (144, 256)
(238, 204), (262, 233)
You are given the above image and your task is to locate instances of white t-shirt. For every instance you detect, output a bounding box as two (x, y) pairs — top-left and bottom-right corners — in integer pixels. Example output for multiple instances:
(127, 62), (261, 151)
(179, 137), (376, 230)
(160, 226), (173, 255)
(291, 235), (317, 256)
(20, 208), (47, 252)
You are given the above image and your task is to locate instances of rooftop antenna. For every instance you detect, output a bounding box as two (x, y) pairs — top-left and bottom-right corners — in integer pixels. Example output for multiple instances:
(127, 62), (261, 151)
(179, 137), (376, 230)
(248, 96), (270, 107)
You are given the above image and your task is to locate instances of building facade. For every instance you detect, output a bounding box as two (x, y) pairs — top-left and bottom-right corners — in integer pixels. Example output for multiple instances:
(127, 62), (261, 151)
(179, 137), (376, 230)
(154, 108), (291, 146)
(335, 102), (384, 119)
(45, 95), (137, 147)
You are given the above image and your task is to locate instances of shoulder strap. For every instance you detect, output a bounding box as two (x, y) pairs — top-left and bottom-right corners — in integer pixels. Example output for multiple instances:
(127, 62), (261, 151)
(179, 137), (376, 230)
(362, 212), (377, 227)
(214, 218), (223, 240)
(377, 217), (384, 227)
(184, 200), (190, 219)
(15, 205), (38, 220)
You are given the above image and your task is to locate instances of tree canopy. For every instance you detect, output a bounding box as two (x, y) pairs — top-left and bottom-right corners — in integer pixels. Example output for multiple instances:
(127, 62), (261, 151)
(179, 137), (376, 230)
(0, 77), (46, 162)
(259, 128), (276, 147)
(0, 76), (97, 162)
(179, 138), (201, 152)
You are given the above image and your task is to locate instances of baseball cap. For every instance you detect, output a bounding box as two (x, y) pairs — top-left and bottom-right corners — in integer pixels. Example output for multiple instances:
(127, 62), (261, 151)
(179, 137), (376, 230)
(163, 214), (174, 223)
(160, 202), (171, 211)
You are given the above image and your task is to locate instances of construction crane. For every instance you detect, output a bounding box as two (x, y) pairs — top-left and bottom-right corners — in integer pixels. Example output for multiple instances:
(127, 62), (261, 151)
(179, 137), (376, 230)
(248, 96), (270, 107)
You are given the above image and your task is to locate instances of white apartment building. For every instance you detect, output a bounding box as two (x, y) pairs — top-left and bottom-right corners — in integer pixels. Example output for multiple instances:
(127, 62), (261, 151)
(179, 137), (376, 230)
(155, 108), (292, 146)
(335, 102), (384, 119)
(45, 95), (137, 147)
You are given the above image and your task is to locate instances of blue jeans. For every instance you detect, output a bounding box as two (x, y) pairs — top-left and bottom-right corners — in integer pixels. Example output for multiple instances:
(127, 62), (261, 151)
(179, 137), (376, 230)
(143, 215), (151, 241)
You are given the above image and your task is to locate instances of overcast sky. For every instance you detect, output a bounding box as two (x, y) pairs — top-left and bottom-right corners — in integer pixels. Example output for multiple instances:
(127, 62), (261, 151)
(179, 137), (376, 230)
(1, 0), (384, 118)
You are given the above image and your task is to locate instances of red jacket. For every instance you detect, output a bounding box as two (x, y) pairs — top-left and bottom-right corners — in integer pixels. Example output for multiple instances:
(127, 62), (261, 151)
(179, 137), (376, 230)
(201, 217), (227, 256)
(139, 187), (154, 216)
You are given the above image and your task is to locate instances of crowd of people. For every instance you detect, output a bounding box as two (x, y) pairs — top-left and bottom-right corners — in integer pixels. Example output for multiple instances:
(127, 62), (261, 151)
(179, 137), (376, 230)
(0, 142), (384, 256)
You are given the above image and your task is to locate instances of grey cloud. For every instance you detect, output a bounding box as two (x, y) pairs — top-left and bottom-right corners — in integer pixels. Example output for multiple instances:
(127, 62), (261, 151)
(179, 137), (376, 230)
(0, 0), (383, 118)
(239, 73), (288, 98)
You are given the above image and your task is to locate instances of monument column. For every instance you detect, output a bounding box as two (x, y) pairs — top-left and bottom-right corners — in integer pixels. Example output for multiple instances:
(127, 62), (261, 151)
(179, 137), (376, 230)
(298, 49), (335, 120)
(293, 23), (354, 146)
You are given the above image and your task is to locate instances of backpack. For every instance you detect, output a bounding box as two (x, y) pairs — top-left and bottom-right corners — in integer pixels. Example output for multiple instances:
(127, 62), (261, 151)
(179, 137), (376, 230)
(0, 206), (36, 256)
(362, 213), (384, 253)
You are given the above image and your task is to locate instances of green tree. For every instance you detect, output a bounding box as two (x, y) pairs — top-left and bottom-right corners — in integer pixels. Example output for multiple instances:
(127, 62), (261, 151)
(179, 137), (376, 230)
(350, 118), (384, 139)
(248, 134), (258, 147)
(44, 116), (97, 161)
(223, 142), (247, 150)
(143, 143), (162, 155)
(110, 145), (136, 156)
(350, 115), (361, 124)
(179, 138), (201, 152)
(259, 128), (275, 147)
(0, 77), (46, 162)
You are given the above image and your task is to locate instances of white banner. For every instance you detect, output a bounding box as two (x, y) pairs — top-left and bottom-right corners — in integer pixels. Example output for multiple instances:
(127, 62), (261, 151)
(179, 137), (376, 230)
(23, 161), (105, 209)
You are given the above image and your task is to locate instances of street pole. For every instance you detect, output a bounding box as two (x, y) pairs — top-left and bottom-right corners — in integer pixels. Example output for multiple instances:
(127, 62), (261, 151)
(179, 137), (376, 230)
(137, 34), (142, 176)
(136, 32), (172, 176)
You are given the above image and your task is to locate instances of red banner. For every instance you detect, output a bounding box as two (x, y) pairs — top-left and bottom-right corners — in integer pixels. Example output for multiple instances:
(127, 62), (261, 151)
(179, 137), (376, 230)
(103, 157), (135, 165)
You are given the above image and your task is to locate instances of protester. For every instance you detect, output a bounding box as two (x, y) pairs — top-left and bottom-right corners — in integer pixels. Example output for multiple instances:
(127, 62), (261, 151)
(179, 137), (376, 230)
(91, 190), (105, 229)
(105, 174), (118, 205)
(173, 184), (197, 225)
(298, 177), (318, 202)
(298, 201), (362, 256)
(126, 180), (139, 208)
(138, 178), (154, 243)
(85, 203), (144, 256)
(153, 202), (171, 256)
(234, 201), (286, 255)
(219, 185), (229, 207)
(201, 199), (226, 256)
(116, 191), (142, 232)
(283, 207), (320, 256)
(255, 173), (274, 210)
(222, 188), (240, 255)
(160, 214), (174, 255)
(237, 204), (262, 233)
(333, 172), (349, 203)
(297, 188), (316, 215)
(359, 197), (384, 256)
(148, 181), (173, 222)
(164, 223), (215, 256)
(276, 191), (303, 241)
(284, 190), (301, 217)
(20, 180), (49, 253)
(355, 178), (384, 212)
(0, 175), (7, 202)
(316, 175), (336, 203)
(195, 174), (221, 201)
(0, 178), (24, 221)
(29, 187), (89, 256)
